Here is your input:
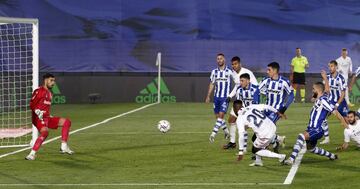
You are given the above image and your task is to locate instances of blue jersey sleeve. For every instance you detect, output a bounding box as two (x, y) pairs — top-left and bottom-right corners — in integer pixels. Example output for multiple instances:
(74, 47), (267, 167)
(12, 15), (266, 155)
(253, 87), (260, 104)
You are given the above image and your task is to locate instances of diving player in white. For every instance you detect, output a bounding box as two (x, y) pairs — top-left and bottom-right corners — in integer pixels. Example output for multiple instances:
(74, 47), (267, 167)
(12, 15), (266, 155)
(233, 100), (287, 166)
(336, 111), (360, 151)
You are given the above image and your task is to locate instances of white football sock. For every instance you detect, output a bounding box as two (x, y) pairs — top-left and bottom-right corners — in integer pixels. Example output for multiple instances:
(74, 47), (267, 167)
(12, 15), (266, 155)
(256, 149), (282, 159)
(229, 123), (236, 143)
(30, 150), (36, 156)
(255, 155), (262, 164)
(61, 142), (68, 150)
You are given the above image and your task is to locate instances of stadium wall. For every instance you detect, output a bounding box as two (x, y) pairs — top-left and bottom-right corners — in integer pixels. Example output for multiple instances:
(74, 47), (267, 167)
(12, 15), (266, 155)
(45, 73), (360, 104)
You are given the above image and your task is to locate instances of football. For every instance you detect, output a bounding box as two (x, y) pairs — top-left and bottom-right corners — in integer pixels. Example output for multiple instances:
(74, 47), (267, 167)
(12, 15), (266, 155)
(157, 120), (171, 133)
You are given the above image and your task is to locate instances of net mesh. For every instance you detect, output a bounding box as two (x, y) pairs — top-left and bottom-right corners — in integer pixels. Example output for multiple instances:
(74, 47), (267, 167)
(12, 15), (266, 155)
(0, 22), (34, 146)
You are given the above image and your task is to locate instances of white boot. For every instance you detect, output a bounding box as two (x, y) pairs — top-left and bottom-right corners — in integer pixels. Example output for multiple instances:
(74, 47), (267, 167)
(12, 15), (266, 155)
(25, 150), (36, 160)
(60, 143), (74, 155)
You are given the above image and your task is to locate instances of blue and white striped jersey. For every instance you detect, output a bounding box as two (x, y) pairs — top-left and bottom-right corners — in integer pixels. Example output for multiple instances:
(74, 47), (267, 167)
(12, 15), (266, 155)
(210, 67), (232, 98)
(235, 83), (260, 107)
(259, 76), (293, 110)
(307, 94), (334, 129)
(326, 73), (346, 102)
(355, 67), (360, 77)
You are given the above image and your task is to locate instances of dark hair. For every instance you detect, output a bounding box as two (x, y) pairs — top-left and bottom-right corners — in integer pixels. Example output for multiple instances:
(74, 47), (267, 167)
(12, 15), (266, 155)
(348, 111), (356, 117)
(296, 47), (301, 50)
(314, 82), (325, 92)
(267, 62), (280, 71)
(329, 60), (338, 66)
(240, 73), (250, 80)
(233, 100), (243, 107)
(231, 56), (241, 63)
(342, 48), (347, 51)
(43, 73), (55, 80)
(232, 100), (243, 115)
(217, 53), (225, 57)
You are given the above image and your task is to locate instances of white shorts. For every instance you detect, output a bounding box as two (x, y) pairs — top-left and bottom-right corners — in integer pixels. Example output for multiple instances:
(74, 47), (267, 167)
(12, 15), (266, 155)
(230, 107), (237, 118)
(253, 135), (275, 149)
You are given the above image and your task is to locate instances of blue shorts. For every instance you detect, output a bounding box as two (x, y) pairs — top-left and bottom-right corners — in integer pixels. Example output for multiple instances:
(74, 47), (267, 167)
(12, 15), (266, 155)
(213, 97), (229, 114)
(306, 127), (324, 148)
(331, 100), (348, 117)
(264, 110), (280, 123)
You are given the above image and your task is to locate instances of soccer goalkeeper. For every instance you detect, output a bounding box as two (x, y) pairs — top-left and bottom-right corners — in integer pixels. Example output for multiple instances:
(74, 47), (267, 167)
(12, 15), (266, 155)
(25, 73), (73, 160)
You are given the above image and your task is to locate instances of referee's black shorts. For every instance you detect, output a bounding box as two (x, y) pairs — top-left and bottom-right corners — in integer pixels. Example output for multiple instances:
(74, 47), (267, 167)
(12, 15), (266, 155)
(293, 72), (306, 85)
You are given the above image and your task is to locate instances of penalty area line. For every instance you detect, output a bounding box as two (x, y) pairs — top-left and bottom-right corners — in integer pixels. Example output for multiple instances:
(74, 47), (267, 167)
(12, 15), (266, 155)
(283, 146), (306, 185)
(0, 102), (159, 159)
(0, 183), (284, 186)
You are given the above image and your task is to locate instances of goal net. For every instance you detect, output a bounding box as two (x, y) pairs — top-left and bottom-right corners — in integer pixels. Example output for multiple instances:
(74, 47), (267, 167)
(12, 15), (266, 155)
(0, 17), (39, 148)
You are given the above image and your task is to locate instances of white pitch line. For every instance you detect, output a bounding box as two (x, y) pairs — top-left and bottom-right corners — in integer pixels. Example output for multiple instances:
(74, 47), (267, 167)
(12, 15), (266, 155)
(76, 132), (209, 135)
(283, 146), (307, 185)
(0, 103), (159, 159)
(0, 183), (284, 186)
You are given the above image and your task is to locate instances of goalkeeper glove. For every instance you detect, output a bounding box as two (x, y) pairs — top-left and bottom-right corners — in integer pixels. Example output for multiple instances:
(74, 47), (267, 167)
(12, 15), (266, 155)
(34, 109), (45, 120)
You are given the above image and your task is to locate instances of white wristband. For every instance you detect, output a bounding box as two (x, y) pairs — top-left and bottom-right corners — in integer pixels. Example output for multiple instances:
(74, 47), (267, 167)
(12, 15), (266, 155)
(335, 103), (340, 107)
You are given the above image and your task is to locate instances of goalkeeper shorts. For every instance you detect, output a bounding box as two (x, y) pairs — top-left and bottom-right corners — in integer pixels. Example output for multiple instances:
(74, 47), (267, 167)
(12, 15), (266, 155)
(33, 117), (61, 130)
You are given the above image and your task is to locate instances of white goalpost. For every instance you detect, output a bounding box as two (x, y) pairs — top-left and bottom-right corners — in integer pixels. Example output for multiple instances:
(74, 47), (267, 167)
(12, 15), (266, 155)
(156, 52), (161, 103)
(0, 17), (39, 148)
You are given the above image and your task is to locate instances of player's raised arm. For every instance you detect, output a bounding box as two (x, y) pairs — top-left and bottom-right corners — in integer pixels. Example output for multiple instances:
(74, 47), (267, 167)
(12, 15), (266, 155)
(321, 70), (330, 93)
(332, 110), (348, 129)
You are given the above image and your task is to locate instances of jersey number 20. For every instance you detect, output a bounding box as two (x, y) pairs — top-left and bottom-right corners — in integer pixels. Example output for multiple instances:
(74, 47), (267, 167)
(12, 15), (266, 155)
(247, 109), (266, 127)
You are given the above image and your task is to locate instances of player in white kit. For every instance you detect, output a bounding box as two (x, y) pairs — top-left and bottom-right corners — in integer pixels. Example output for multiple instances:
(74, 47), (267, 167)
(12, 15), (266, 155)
(336, 48), (354, 107)
(233, 100), (287, 166)
(224, 56), (258, 149)
(336, 111), (360, 151)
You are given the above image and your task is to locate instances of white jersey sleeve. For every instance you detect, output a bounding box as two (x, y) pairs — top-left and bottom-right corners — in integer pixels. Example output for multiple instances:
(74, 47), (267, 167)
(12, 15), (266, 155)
(228, 84), (239, 98)
(228, 71), (238, 98)
(236, 115), (247, 151)
(247, 69), (258, 85)
(344, 129), (351, 143)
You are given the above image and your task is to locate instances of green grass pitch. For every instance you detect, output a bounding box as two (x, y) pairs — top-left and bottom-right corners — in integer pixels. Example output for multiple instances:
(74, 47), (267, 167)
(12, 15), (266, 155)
(0, 103), (359, 189)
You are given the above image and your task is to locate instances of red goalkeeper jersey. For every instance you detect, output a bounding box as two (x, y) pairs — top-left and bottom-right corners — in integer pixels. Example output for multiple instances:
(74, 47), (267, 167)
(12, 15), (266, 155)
(30, 86), (52, 123)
